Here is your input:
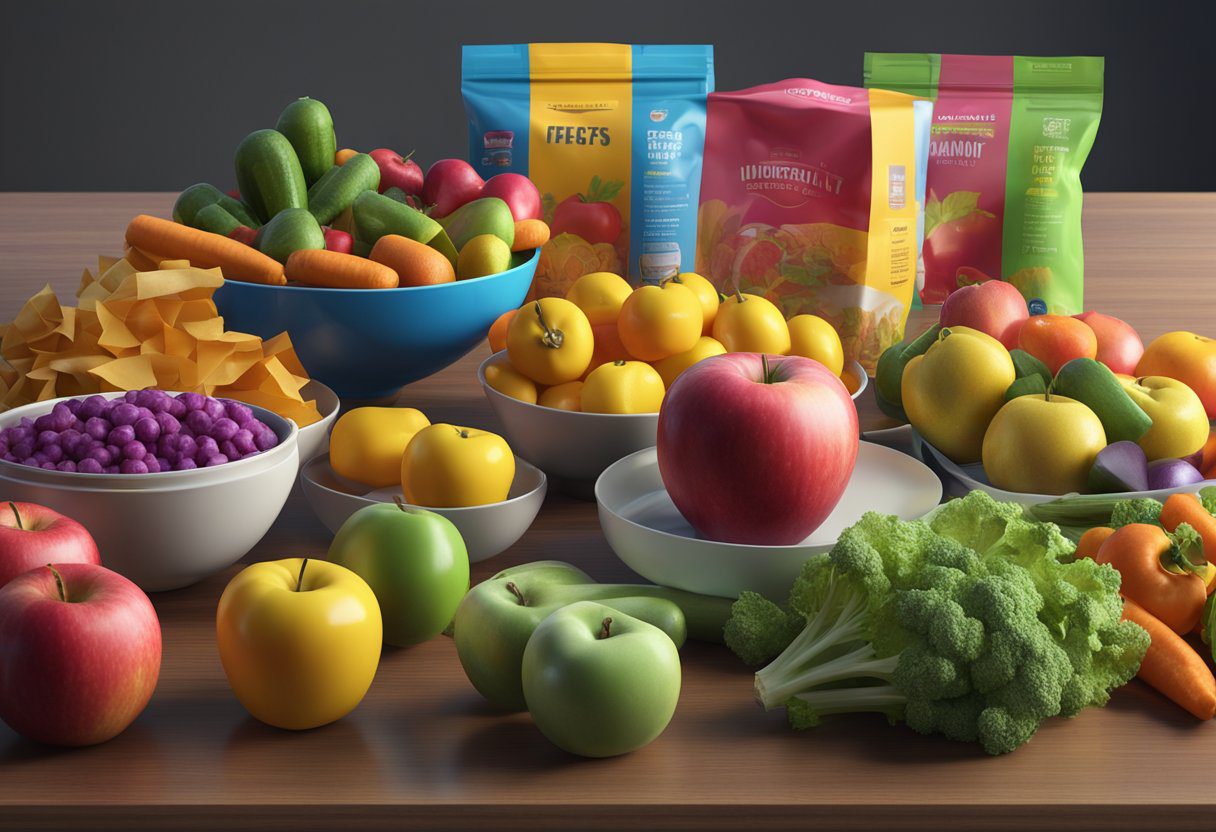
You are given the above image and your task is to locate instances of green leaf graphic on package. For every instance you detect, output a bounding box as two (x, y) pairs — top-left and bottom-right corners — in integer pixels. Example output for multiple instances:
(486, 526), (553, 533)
(924, 190), (995, 239)
(551, 176), (625, 245)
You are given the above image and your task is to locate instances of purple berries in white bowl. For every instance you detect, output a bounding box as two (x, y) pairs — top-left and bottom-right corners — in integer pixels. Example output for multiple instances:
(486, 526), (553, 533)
(0, 390), (281, 475)
(0, 392), (299, 591)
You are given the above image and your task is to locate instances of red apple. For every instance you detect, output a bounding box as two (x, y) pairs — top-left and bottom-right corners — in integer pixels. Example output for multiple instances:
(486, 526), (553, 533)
(938, 280), (1029, 349)
(322, 226), (353, 254)
(228, 226), (258, 246)
(479, 173), (543, 222)
(369, 148), (424, 196)
(1075, 310), (1144, 375)
(422, 159), (484, 218)
(0, 502), (99, 589)
(0, 562), (161, 746)
(656, 353), (859, 545)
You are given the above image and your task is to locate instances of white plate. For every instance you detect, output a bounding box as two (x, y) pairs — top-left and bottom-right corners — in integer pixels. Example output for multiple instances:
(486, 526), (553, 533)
(595, 442), (943, 600)
(296, 379), (340, 465)
(912, 430), (1216, 504)
(299, 454), (546, 563)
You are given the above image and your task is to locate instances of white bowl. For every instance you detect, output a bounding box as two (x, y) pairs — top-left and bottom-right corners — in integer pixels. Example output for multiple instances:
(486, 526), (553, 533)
(595, 442), (942, 599)
(479, 352), (658, 497)
(842, 359), (869, 401)
(299, 453), (546, 563)
(296, 379), (340, 465)
(913, 430), (1216, 504)
(0, 393), (299, 592)
(480, 352), (868, 498)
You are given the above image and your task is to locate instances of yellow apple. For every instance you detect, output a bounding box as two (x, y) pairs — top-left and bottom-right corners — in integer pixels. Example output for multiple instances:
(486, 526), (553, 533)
(981, 394), (1106, 495)
(1120, 375), (1209, 461)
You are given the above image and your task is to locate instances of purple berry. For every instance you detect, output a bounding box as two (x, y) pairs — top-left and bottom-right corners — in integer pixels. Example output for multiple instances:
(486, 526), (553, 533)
(224, 401), (254, 425)
(143, 457), (161, 474)
(57, 460), (77, 472)
(219, 439), (238, 459)
(122, 440), (147, 460)
(120, 459), (149, 475)
(111, 403), (140, 426)
(41, 461), (57, 470)
(232, 429), (256, 455)
(107, 424), (136, 446)
(64, 399), (83, 415)
(87, 447), (112, 466)
(43, 445), (63, 463)
(179, 392), (205, 412)
(134, 416), (161, 443)
(78, 458), (103, 474)
(202, 398), (226, 420)
(36, 430), (59, 449)
(33, 413), (56, 432)
(84, 417), (110, 440)
(253, 425), (278, 451)
(156, 456), (171, 469)
(79, 396), (108, 419)
(155, 412), (180, 435)
(22, 457), (38, 467)
(204, 453), (229, 467)
(174, 457), (197, 471)
(185, 410), (212, 435)
(177, 435), (197, 460)
(211, 417), (239, 442)
(124, 390), (141, 403)
(103, 465), (120, 474)
(12, 440), (34, 459)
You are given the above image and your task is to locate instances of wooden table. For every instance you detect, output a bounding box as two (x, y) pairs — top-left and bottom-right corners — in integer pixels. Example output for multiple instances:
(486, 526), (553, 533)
(1, 193), (1214, 831)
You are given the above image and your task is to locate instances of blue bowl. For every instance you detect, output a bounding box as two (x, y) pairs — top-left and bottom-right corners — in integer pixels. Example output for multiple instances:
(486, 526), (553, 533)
(214, 250), (538, 399)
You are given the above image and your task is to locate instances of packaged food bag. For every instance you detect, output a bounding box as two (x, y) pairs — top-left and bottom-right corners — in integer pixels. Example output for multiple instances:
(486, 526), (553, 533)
(864, 53), (1104, 313)
(462, 43), (713, 296)
(911, 99), (935, 309)
(696, 79), (920, 372)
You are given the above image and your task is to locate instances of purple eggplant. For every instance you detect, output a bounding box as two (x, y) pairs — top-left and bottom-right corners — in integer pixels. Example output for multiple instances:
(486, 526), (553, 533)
(1088, 441), (1149, 493)
(1146, 458), (1205, 491)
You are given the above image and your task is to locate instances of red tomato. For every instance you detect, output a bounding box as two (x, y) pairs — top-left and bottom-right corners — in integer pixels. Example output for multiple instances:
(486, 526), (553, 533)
(551, 196), (622, 245)
(323, 227), (353, 254)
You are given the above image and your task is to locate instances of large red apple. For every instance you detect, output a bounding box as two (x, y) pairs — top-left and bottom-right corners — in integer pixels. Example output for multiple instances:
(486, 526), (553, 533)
(479, 173), (543, 222)
(0, 562), (161, 745)
(422, 159), (484, 218)
(939, 279), (1029, 349)
(1075, 310), (1144, 375)
(369, 148), (424, 196)
(656, 353), (859, 545)
(0, 502), (99, 588)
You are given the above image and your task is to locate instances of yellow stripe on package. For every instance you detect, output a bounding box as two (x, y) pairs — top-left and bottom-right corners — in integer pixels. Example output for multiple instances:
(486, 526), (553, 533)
(462, 43), (714, 298)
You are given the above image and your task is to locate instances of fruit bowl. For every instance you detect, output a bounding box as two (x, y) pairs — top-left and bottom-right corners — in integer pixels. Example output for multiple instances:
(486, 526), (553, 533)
(299, 453), (546, 562)
(0, 394), (299, 592)
(214, 250), (538, 399)
(296, 379), (341, 464)
(595, 442), (943, 599)
(913, 430), (1216, 505)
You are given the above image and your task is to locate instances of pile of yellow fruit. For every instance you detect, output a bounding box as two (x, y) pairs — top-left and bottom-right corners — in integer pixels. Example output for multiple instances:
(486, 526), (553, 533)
(483, 272), (856, 414)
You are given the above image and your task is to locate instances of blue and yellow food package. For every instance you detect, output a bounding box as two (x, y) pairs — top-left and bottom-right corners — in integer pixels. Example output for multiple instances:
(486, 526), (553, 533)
(462, 43), (713, 297)
(911, 98), (934, 308)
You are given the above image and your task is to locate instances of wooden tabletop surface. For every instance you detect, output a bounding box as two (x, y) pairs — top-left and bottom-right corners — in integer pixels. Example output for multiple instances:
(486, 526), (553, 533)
(1, 193), (1215, 831)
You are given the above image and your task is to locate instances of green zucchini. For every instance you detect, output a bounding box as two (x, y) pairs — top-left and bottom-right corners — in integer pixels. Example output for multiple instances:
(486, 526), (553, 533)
(193, 203), (242, 237)
(257, 207), (325, 265)
(234, 129), (308, 223)
(275, 97), (337, 187)
(173, 183), (260, 229)
(308, 154), (380, 226)
(352, 191), (457, 265)
(307, 165), (341, 202)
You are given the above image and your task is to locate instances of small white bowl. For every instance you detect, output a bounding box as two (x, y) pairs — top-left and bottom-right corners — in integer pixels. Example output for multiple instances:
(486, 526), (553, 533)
(0, 393), (299, 592)
(913, 430), (1216, 505)
(479, 352), (658, 497)
(595, 443), (942, 599)
(296, 379), (340, 465)
(299, 453), (546, 563)
(842, 360), (869, 401)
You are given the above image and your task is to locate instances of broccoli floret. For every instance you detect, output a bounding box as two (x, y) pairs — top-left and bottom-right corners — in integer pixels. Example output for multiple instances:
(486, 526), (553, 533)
(1110, 498), (1164, 528)
(730, 495), (1150, 756)
(1199, 486), (1216, 517)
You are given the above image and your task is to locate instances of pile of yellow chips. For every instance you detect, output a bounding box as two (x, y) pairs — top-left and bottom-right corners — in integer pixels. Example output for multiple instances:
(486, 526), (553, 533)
(0, 253), (322, 426)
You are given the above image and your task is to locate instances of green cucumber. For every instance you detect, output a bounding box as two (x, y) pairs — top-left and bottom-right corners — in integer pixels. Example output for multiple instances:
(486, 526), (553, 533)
(257, 207), (324, 265)
(307, 165), (341, 202)
(352, 191), (457, 265)
(308, 153), (380, 226)
(275, 97), (337, 187)
(1005, 374), (1048, 401)
(193, 203), (242, 237)
(1010, 349), (1053, 386)
(1052, 357), (1153, 443)
(173, 183), (260, 229)
(875, 323), (942, 412)
(234, 129), (308, 223)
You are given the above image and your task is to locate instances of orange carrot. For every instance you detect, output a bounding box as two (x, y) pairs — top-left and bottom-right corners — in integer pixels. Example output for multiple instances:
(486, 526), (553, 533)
(512, 219), (550, 252)
(368, 235), (454, 286)
(125, 215), (285, 285)
(1076, 526), (1115, 560)
(334, 148), (359, 165)
(488, 309), (517, 353)
(285, 249), (398, 289)
(1122, 597), (1216, 720)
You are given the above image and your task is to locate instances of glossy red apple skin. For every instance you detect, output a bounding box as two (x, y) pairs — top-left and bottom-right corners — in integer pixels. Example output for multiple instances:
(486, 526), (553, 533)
(479, 173), (543, 222)
(0, 502), (100, 589)
(656, 353), (859, 546)
(0, 562), (161, 746)
(938, 280), (1029, 350)
(369, 148), (424, 196)
(1075, 310), (1144, 375)
(422, 159), (484, 218)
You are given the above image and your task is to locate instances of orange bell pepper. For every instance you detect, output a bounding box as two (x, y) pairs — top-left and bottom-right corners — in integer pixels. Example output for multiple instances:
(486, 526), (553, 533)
(1159, 493), (1216, 594)
(1096, 523), (1208, 634)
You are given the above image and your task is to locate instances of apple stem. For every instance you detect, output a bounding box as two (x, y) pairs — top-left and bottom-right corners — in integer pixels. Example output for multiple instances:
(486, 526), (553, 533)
(505, 581), (527, 606)
(1045, 376), (1055, 403)
(734, 289), (745, 303)
(8, 502), (22, 530)
(938, 327), (951, 341)
(598, 617), (613, 639)
(393, 495), (408, 512)
(47, 564), (67, 603)
(760, 353), (778, 384)
(534, 301), (565, 350)
(296, 559), (308, 592)
(455, 427), (470, 439)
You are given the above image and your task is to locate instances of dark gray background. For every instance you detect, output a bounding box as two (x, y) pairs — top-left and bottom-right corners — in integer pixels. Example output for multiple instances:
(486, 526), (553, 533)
(2, 0), (1207, 191)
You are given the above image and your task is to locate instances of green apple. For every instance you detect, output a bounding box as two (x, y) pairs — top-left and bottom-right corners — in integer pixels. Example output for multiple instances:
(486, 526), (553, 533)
(1120, 375), (1209, 461)
(452, 561), (732, 711)
(327, 500), (469, 647)
(1052, 357), (1151, 443)
(981, 393), (1106, 495)
(522, 601), (681, 758)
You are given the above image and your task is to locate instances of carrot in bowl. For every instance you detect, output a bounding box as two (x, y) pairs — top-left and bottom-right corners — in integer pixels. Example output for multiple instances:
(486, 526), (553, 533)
(286, 249), (398, 289)
(1122, 597), (1216, 720)
(512, 219), (550, 252)
(368, 235), (454, 287)
(125, 215), (285, 285)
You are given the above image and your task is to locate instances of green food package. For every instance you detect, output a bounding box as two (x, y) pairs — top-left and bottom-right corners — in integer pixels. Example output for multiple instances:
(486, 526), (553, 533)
(864, 54), (1104, 314)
